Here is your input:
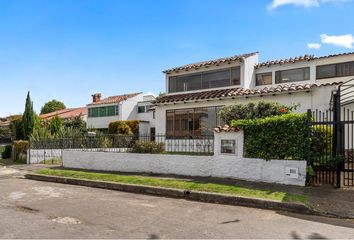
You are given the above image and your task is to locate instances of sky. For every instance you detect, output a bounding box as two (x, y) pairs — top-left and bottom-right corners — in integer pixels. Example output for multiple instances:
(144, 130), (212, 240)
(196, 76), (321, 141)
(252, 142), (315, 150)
(0, 0), (353, 116)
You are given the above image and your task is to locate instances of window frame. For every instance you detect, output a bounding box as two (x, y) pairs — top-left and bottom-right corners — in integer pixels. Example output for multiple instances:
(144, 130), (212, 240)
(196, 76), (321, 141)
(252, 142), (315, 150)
(168, 66), (241, 93)
(256, 72), (273, 86)
(275, 67), (310, 84)
(88, 105), (119, 118)
(317, 61), (354, 80)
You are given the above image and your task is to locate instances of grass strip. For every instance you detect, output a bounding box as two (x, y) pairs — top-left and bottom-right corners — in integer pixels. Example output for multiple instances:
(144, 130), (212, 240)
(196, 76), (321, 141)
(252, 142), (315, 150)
(34, 168), (307, 205)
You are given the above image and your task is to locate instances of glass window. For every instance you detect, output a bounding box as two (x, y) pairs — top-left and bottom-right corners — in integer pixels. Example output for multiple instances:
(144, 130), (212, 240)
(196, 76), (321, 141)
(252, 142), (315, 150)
(221, 140), (236, 154)
(317, 64), (336, 79)
(275, 67), (310, 84)
(166, 106), (223, 138)
(88, 105), (119, 118)
(337, 61), (354, 77)
(168, 67), (241, 93)
(138, 106), (146, 113)
(256, 72), (272, 86)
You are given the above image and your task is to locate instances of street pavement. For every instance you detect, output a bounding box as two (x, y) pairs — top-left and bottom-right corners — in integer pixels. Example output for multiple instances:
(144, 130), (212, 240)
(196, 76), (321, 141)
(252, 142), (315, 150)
(1, 166), (354, 239)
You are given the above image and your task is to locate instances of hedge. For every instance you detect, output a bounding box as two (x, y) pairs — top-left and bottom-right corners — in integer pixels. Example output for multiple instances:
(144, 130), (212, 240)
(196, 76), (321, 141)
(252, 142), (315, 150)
(108, 120), (139, 135)
(231, 113), (310, 160)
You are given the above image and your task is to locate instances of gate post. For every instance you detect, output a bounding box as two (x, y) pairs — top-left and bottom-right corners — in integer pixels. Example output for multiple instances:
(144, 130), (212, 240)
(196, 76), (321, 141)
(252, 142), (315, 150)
(306, 109), (312, 167)
(333, 90), (342, 188)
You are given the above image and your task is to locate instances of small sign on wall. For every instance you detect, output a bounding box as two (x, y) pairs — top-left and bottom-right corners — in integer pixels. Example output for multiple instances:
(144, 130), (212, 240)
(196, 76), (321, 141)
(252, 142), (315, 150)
(220, 139), (237, 155)
(285, 167), (299, 178)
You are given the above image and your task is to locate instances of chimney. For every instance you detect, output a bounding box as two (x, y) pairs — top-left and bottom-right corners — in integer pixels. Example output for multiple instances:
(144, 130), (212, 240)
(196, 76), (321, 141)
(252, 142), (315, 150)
(92, 93), (102, 103)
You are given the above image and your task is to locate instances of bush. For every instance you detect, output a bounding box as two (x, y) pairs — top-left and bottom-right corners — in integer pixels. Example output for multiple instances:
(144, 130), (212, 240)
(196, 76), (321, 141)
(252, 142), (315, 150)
(219, 101), (298, 125)
(1, 145), (12, 159)
(13, 140), (29, 161)
(131, 141), (164, 154)
(50, 116), (63, 135)
(124, 120), (140, 135)
(108, 121), (133, 135)
(310, 126), (333, 161)
(231, 113), (310, 160)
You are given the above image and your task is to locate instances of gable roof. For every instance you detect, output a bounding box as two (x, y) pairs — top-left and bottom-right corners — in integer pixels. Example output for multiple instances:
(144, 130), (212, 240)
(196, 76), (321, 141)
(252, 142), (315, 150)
(163, 52), (258, 74)
(88, 92), (142, 106)
(154, 82), (341, 104)
(40, 107), (87, 120)
(255, 51), (354, 68)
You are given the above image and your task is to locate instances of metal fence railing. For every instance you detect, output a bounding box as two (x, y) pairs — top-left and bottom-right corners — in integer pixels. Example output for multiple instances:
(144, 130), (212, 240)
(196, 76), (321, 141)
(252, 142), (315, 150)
(28, 134), (215, 161)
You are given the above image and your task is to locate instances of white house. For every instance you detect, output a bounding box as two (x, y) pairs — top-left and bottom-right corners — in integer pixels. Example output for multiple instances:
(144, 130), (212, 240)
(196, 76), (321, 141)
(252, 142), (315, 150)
(154, 52), (354, 137)
(87, 92), (155, 134)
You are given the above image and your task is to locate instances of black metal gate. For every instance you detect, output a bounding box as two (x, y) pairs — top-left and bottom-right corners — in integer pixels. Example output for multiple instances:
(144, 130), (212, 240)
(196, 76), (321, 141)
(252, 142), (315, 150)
(308, 79), (354, 187)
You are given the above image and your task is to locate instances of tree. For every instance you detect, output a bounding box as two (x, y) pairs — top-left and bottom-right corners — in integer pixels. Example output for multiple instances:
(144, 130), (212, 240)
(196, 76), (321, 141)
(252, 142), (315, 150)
(40, 99), (66, 114)
(50, 115), (63, 135)
(22, 92), (35, 140)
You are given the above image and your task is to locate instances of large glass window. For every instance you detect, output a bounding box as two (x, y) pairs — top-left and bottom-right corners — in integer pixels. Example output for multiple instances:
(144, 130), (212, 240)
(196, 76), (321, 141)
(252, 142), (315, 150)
(256, 72), (272, 86)
(168, 67), (241, 93)
(88, 105), (119, 118)
(275, 67), (310, 84)
(166, 106), (223, 138)
(317, 61), (354, 79)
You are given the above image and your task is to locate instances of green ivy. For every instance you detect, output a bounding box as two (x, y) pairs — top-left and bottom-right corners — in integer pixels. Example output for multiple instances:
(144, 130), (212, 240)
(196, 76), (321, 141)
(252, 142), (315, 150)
(231, 113), (310, 160)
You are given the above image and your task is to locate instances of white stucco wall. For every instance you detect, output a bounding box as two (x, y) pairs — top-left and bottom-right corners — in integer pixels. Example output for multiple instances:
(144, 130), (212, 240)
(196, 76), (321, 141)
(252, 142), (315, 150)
(62, 131), (306, 186)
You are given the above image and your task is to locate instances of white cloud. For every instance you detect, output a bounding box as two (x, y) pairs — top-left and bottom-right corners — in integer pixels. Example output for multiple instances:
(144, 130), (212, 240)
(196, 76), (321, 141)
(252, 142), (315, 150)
(307, 43), (321, 49)
(320, 34), (354, 49)
(268, 0), (348, 10)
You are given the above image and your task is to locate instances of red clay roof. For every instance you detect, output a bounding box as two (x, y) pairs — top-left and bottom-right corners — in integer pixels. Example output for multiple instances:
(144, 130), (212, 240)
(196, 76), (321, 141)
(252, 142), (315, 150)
(163, 52), (258, 74)
(154, 82), (341, 104)
(40, 107), (87, 120)
(255, 52), (354, 68)
(88, 92), (142, 106)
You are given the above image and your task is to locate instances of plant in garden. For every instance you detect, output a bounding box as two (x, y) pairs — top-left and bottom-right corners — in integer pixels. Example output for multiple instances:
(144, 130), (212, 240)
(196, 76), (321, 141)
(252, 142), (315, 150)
(40, 99), (66, 114)
(50, 116), (63, 135)
(63, 115), (86, 132)
(10, 115), (24, 140)
(108, 121), (133, 135)
(1, 145), (12, 159)
(22, 92), (35, 140)
(219, 101), (298, 125)
(131, 141), (164, 153)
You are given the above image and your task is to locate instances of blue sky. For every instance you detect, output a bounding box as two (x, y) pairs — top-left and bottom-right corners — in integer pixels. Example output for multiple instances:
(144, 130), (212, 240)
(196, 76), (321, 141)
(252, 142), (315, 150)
(0, 0), (353, 116)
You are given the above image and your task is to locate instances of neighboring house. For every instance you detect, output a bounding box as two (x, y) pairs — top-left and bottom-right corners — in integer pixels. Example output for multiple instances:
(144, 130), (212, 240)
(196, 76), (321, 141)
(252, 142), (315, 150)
(86, 92), (155, 134)
(154, 52), (354, 138)
(39, 107), (88, 122)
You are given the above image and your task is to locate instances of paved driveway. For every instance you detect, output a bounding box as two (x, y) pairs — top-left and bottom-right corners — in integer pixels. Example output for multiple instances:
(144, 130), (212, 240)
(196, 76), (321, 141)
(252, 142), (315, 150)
(1, 169), (354, 239)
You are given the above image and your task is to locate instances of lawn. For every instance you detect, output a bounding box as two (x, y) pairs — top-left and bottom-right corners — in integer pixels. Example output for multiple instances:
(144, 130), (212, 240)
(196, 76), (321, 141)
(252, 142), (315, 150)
(34, 168), (307, 205)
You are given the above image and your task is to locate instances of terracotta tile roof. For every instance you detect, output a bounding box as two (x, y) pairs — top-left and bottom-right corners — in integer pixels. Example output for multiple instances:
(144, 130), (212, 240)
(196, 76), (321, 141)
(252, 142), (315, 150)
(163, 52), (258, 73)
(214, 125), (241, 133)
(40, 107), (87, 120)
(255, 52), (354, 68)
(88, 92), (142, 106)
(154, 82), (341, 104)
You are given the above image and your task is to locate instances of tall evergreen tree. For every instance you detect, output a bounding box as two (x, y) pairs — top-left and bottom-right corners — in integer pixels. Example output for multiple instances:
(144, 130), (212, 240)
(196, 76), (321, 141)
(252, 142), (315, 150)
(22, 91), (35, 140)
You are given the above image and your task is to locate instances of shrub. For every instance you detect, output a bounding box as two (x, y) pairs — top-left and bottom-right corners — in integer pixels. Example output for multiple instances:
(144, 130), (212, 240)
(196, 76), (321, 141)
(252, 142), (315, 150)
(124, 120), (140, 135)
(231, 113), (310, 160)
(131, 141), (164, 154)
(310, 126), (333, 161)
(219, 101), (298, 125)
(13, 140), (29, 161)
(1, 145), (12, 159)
(108, 121), (133, 135)
(50, 116), (63, 135)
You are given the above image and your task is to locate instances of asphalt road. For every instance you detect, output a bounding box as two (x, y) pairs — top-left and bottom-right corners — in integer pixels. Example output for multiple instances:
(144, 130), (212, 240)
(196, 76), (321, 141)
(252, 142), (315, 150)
(1, 167), (354, 239)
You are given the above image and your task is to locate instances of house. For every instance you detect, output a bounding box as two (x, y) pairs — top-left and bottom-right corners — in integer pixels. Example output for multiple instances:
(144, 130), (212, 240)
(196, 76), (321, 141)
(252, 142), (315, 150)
(39, 107), (88, 122)
(86, 92), (155, 134)
(154, 52), (354, 138)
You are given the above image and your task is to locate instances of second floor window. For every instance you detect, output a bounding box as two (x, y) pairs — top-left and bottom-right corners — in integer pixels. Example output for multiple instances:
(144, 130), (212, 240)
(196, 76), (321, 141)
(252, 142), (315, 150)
(168, 67), (241, 93)
(256, 72), (272, 86)
(317, 61), (354, 79)
(275, 67), (310, 84)
(88, 105), (119, 118)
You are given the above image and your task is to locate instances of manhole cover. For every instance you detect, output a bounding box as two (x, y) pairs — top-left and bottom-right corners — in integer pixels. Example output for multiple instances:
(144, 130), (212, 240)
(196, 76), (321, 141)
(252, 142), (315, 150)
(51, 217), (81, 225)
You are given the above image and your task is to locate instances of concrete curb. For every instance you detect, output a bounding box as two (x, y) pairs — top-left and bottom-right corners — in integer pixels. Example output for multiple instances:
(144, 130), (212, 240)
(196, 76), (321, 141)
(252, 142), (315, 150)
(25, 173), (317, 215)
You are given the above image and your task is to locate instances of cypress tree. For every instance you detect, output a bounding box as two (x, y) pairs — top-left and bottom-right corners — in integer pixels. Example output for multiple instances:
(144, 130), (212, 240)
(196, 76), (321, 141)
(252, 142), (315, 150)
(22, 91), (34, 140)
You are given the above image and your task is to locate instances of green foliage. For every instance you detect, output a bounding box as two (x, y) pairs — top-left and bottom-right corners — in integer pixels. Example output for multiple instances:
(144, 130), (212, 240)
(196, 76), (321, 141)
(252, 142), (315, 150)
(40, 99), (66, 114)
(131, 140), (164, 154)
(13, 140), (29, 161)
(0, 127), (11, 138)
(310, 126), (333, 161)
(63, 116), (86, 131)
(219, 101), (298, 125)
(124, 120), (140, 135)
(22, 92), (35, 140)
(10, 115), (24, 140)
(108, 121), (133, 135)
(50, 116), (63, 135)
(1, 145), (12, 159)
(231, 113), (310, 160)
